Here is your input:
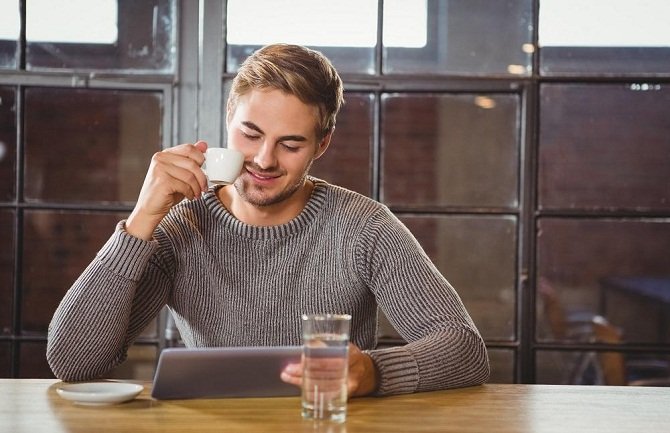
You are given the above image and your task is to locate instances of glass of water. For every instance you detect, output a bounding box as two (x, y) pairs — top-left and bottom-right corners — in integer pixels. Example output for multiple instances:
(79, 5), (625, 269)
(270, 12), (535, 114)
(301, 313), (351, 423)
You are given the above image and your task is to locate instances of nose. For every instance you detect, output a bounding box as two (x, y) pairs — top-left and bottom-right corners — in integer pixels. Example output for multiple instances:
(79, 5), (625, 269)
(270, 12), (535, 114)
(253, 140), (277, 170)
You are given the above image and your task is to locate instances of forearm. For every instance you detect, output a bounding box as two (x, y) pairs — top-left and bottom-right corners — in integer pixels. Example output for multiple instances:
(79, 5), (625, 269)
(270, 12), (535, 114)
(47, 224), (170, 381)
(47, 262), (139, 381)
(367, 326), (490, 395)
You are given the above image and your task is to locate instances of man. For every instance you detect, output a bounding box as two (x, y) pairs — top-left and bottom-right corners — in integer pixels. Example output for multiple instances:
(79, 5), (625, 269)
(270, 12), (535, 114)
(47, 44), (489, 396)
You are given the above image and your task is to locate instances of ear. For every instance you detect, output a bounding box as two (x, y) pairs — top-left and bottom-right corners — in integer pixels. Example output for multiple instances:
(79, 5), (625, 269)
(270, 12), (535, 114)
(225, 101), (233, 126)
(314, 129), (333, 160)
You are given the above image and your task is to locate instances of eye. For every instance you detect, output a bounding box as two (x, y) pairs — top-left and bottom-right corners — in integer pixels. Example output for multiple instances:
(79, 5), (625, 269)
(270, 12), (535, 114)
(241, 131), (260, 140)
(281, 143), (300, 152)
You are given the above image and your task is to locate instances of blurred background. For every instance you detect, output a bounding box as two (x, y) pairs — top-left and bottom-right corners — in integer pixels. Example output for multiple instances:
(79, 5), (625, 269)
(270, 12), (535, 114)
(1, 0), (669, 386)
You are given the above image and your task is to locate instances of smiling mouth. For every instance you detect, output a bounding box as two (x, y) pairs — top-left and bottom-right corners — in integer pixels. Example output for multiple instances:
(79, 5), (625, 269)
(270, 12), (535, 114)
(246, 168), (281, 181)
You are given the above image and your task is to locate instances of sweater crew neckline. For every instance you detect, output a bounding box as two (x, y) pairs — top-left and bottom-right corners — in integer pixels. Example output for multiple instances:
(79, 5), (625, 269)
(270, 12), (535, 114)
(203, 178), (328, 240)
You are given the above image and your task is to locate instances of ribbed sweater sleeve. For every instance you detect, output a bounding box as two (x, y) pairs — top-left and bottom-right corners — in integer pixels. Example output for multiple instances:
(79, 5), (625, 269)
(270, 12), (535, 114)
(356, 208), (490, 395)
(47, 222), (173, 381)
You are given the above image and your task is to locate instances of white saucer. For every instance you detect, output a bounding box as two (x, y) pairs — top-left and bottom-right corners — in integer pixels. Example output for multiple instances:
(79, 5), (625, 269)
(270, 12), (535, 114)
(56, 382), (144, 405)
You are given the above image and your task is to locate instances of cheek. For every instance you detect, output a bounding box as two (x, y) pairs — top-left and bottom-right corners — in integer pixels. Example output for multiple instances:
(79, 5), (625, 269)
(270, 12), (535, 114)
(227, 130), (242, 148)
(282, 152), (315, 175)
(227, 132), (253, 157)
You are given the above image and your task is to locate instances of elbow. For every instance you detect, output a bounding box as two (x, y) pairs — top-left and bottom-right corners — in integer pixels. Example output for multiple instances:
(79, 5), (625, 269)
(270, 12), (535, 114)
(472, 346), (491, 386)
(452, 329), (490, 388)
(46, 336), (82, 382)
(419, 326), (491, 391)
(46, 342), (72, 381)
(47, 332), (109, 382)
(462, 334), (491, 387)
(47, 348), (107, 383)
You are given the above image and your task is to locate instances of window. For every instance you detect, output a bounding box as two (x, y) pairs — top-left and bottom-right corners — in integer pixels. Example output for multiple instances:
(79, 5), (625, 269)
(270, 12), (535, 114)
(539, 0), (670, 75)
(24, 88), (162, 205)
(226, 0), (533, 76)
(226, 0), (379, 74)
(381, 93), (520, 209)
(0, 0), (19, 69)
(26, 0), (176, 72)
(309, 93), (374, 197)
(384, 0), (533, 75)
(0, 87), (16, 201)
(539, 83), (670, 211)
(401, 215), (517, 341)
(0, 0), (175, 379)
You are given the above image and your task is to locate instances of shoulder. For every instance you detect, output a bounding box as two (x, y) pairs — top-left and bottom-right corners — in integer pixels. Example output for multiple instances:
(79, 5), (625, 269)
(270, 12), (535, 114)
(312, 178), (408, 239)
(313, 177), (388, 219)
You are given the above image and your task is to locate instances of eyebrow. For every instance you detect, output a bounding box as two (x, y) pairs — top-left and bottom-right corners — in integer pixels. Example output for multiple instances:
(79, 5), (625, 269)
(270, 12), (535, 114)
(241, 121), (308, 143)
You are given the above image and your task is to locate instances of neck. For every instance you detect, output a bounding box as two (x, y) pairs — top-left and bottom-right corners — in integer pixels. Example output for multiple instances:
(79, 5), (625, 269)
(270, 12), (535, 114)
(217, 180), (314, 227)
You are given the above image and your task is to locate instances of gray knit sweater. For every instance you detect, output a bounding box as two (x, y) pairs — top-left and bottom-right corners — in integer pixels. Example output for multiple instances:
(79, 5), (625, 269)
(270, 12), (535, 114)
(47, 179), (489, 395)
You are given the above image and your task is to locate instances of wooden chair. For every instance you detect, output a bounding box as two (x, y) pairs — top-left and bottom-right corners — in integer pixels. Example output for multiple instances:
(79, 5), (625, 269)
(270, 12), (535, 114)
(538, 277), (669, 386)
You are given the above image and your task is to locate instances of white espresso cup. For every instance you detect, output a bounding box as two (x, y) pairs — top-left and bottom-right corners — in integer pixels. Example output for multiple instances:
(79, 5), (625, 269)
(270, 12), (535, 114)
(203, 147), (244, 185)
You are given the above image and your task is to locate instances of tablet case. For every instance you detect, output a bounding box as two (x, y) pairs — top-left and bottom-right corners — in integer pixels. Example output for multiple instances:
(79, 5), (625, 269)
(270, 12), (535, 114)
(151, 346), (302, 400)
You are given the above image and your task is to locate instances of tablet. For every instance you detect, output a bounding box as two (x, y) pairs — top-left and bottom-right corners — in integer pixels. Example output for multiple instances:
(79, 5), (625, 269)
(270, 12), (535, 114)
(151, 346), (302, 400)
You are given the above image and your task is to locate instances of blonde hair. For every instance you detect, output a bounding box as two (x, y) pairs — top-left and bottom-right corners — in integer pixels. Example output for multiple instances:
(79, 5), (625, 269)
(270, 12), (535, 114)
(228, 44), (344, 140)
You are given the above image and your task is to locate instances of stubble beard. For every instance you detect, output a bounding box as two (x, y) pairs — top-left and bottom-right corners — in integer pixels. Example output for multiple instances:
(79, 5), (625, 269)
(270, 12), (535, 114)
(233, 167), (310, 207)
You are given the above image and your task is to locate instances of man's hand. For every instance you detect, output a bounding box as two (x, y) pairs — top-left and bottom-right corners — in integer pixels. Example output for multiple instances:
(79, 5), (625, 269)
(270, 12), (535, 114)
(347, 343), (379, 396)
(280, 343), (379, 397)
(126, 141), (209, 240)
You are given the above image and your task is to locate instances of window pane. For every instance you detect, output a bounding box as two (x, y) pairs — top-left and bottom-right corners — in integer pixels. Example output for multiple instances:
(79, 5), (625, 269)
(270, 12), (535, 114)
(384, 0), (533, 75)
(27, 0), (176, 72)
(0, 342), (11, 377)
(601, 276), (670, 345)
(400, 215), (517, 341)
(536, 218), (670, 344)
(0, 210), (14, 336)
(537, 350), (670, 385)
(539, 0), (670, 75)
(0, 0), (19, 69)
(21, 210), (128, 335)
(381, 93), (519, 209)
(539, 84), (670, 211)
(18, 342), (52, 378)
(488, 348), (515, 384)
(24, 88), (162, 205)
(0, 86), (17, 201)
(226, 0), (376, 74)
(310, 93), (373, 197)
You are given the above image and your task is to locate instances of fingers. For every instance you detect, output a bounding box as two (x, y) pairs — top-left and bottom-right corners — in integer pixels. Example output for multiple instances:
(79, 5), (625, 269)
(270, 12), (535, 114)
(127, 142), (210, 239)
(281, 344), (379, 398)
(193, 140), (208, 153)
(347, 343), (379, 397)
(281, 357), (348, 391)
(167, 141), (207, 164)
(302, 354), (347, 404)
(281, 362), (302, 386)
(156, 142), (209, 192)
(164, 142), (207, 172)
(151, 151), (207, 198)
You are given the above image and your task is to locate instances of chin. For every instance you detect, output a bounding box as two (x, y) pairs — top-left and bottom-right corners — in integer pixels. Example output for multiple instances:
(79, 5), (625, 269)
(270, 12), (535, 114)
(234, 179), (280, 207)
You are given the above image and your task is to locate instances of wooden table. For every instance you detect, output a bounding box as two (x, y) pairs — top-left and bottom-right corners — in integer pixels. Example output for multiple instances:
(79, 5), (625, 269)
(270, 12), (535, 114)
(1, 379), (669, 433)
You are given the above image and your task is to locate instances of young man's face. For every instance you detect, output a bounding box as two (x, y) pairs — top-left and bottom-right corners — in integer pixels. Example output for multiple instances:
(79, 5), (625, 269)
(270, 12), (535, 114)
(226, 88), (330, 207)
